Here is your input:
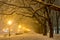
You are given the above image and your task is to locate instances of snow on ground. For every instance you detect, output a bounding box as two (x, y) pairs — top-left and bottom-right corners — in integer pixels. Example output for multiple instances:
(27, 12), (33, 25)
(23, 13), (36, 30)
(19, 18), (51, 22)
(0, 32), (54, 40)
(53, 34), (60, 40)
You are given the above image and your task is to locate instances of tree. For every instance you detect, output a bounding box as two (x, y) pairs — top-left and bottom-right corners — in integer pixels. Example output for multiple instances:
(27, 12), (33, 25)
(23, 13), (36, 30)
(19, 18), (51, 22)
(56, 12), (60, 34)
(0, 0), (60, 38)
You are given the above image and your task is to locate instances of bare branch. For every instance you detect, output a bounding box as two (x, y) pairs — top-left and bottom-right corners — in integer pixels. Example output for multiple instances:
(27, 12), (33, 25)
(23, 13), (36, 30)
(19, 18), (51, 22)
(0, 1), (30, 8)
(16, 13), (33, 18)
(32, 0), (60, 11)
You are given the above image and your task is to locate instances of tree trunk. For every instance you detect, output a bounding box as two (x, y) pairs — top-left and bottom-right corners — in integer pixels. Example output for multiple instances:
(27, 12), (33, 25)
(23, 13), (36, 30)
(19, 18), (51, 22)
(48, 19), (53, 38)
(45, 7), (53, 38)
(56, 12), (59, 34)
(43, 20), (47, 35)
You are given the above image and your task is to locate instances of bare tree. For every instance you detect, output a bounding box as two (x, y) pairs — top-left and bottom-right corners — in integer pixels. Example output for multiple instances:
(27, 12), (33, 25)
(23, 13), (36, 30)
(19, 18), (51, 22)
(56, 11), (60, 34)
(0, 0), (60, 38)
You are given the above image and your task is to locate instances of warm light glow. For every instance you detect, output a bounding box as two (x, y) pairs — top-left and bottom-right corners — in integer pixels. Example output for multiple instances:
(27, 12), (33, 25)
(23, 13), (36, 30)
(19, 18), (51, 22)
(2, 29), (5, 32)
(25, 28), (31, 31)
(17, 29), (20, 32)
(17, 25), (22, 32)
(7, 20), (12, 25)
(18, 25), (21, 29)
(23, 27), (31, 31)
(3, 28), (9, 32)
(10, 29), (13, 31)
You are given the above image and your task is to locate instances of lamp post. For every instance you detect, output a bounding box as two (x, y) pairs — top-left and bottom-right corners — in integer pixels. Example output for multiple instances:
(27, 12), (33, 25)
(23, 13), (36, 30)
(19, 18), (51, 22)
(7, 20), (12, 36)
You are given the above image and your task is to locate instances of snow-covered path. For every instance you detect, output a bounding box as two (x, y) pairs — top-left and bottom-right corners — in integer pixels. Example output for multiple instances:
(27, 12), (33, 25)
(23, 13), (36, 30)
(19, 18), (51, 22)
(0, 33), (54, 40)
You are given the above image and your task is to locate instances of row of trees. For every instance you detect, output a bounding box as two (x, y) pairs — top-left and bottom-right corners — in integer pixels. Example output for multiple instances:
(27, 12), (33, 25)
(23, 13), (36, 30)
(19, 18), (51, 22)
(0, 0), (60, 38)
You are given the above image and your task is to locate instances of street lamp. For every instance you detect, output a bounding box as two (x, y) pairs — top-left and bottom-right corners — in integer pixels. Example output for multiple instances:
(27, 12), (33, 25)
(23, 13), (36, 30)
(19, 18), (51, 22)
(17, 25), (22, 32)
(18, 25), (21, 29)
(7, 20), (12, 36)
(7, 20), (12, 25)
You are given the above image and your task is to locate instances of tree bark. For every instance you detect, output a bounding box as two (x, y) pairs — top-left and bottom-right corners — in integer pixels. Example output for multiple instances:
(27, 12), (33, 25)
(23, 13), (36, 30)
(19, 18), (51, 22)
(56, 12), (59, 34)
(48, 18), (53, 38)
(43, 20), (47, 35)
(45, 7), (53, 38)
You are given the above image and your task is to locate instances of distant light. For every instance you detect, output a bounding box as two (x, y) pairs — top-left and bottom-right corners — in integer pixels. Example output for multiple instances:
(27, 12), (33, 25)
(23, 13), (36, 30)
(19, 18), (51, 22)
(4, 30), (8, 32)
(23, 27), (31, 31)
(7, 20), (12, 25)
(25, 28), (31, 31)
(18, 25), (21, 29)
(3, 28), (8, 32)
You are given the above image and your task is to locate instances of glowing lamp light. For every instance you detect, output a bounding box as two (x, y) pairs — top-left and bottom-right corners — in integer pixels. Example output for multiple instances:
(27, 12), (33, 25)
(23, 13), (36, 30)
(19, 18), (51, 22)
(18, 25), (21, 29)
(26, 29), (31, 31)
(7, 20), (12, 25)
(3, 28), (9, 32)
(23, 27), (31, 31)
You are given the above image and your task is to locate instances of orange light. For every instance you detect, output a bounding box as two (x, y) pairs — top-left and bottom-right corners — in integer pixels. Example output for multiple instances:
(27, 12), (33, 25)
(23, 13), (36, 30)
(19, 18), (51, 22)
(7, 20), (12, 25)
(18, 25), (21, 29)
